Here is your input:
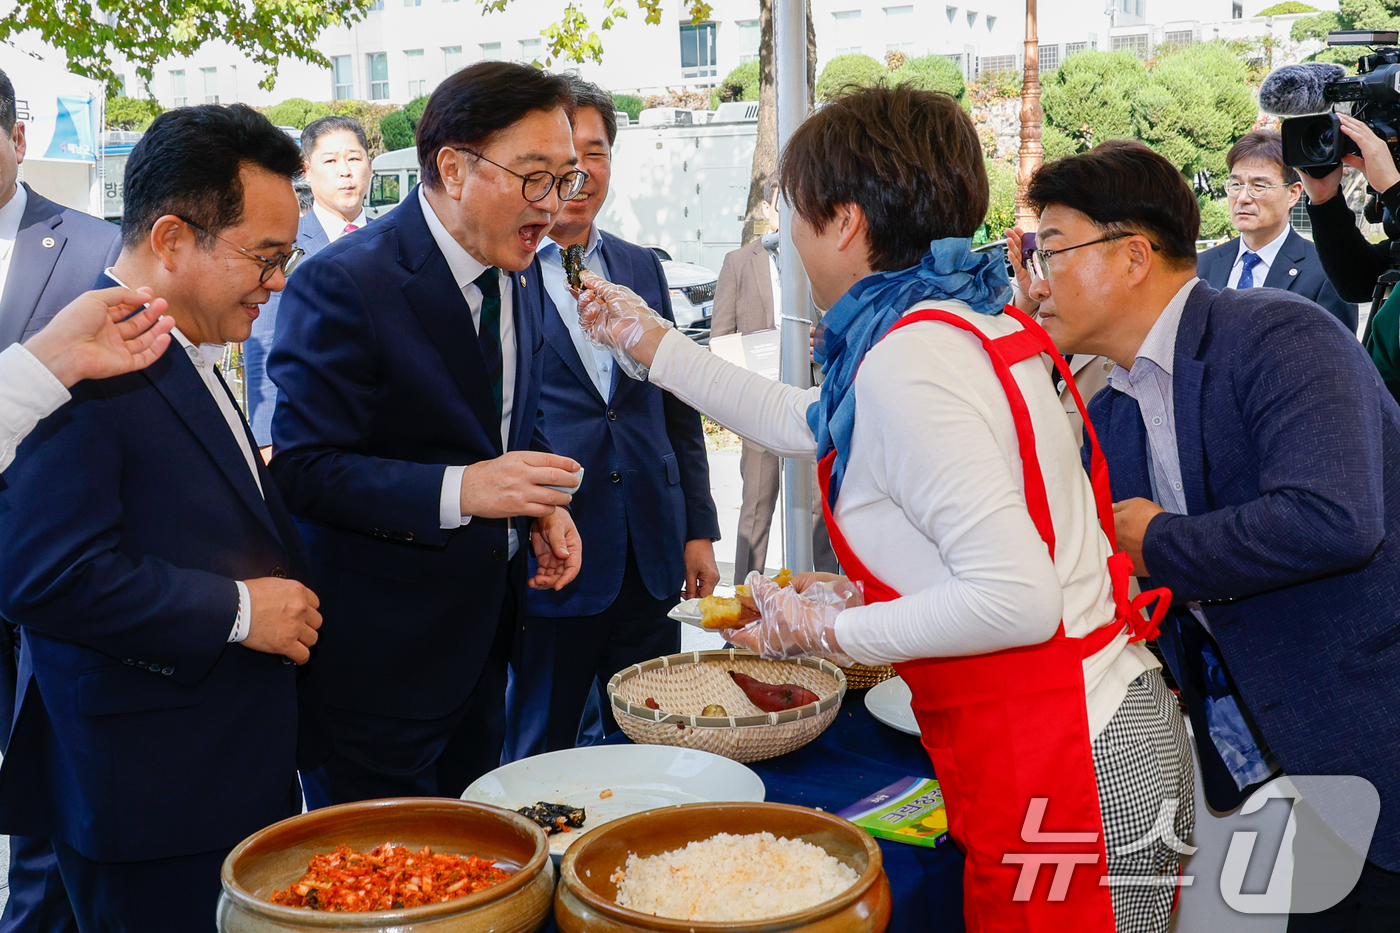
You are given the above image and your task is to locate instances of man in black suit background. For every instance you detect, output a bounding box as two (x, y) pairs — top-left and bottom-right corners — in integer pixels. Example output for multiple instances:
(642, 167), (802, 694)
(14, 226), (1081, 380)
(1197, 129), (1356, 333)
(0, 64), (121, 933)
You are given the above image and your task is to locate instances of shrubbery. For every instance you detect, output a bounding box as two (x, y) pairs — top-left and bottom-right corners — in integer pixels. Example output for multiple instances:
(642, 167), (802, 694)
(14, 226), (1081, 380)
(105, 96), (163, 131)
(815, 54), (889, 101)
(891, 55), (966, 102)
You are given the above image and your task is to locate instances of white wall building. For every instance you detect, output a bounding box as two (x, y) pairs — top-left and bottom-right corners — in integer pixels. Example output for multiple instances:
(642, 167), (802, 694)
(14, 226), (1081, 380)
(4, 0), (1340, 112)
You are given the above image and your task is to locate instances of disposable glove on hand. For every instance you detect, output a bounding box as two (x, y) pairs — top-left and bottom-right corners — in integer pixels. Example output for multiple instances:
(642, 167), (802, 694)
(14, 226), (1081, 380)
(576, 269), (673, 380)
(723, 571), (860, 667)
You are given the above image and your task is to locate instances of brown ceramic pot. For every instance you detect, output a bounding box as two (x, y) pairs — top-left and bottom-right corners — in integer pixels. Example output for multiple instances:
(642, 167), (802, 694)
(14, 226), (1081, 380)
(554, 801), (891, 933)
(218, 798), (554, 932)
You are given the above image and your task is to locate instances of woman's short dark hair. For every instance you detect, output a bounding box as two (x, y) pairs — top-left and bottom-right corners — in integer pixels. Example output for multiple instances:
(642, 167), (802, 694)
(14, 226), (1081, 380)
(301, 115), (369, 159)
(778, 85), (987, 272)
(566, 75), (617, 147)
(416, 61), (573, 189)
(1227, 129), (1299, 184)
(1026, 140), (1200, 269)
(121, 103), (303, 248)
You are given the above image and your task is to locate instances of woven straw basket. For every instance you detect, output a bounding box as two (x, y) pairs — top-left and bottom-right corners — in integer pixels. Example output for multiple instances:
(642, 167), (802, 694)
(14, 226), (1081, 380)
(607, 649), (846, 763)
(841, 662), (897, 690)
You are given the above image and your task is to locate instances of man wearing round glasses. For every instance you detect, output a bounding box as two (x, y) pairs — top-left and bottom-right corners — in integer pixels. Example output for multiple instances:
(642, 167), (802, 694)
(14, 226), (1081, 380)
(1196, 130), (1355, 333)
(268, 61), (585, 808)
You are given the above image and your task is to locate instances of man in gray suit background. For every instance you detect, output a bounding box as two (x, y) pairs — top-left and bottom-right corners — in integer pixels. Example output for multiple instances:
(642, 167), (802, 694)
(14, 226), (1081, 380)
(0, 64), (121, 933)
(711, 175), (836, 583)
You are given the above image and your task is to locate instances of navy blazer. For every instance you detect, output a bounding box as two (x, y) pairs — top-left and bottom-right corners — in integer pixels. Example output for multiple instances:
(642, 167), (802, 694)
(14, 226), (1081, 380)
(268, 188), (551, 720)
(1088, 281), (1400, 870)
(245, 211), (332, 446)
(0, 184), (121, 347)
(527, 232), (719, 617)
(1197, 229), (1357, 333)
(0, 277), (306, 862)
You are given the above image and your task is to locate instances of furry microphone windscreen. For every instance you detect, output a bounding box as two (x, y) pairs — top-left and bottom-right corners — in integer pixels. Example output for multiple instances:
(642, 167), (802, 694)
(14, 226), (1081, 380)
(1258, 62), (1348, 116)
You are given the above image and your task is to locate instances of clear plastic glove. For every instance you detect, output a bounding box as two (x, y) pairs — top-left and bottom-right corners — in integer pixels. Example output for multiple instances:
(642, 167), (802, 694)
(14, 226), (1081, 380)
(576, 269), (673, 381)
(723, 571), (861, 667)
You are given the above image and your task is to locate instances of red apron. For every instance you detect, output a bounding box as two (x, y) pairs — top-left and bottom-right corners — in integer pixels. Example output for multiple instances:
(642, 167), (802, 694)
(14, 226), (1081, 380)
(818, 304), (1170, 932)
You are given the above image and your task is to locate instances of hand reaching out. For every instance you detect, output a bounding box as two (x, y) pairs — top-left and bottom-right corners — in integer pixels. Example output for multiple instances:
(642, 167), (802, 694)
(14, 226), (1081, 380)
(529, 508), (582, 591)
(576, 270), (673, 377)
(23, 286), (175, 388)
(723, 571), (859, 667)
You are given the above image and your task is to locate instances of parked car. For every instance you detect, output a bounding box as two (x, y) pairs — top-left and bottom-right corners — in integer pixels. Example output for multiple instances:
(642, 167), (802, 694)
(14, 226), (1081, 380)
(658, 254), (716, 345)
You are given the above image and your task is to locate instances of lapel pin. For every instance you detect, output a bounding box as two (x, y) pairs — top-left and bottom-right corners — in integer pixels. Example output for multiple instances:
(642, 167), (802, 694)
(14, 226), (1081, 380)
(41, 236), (55, 249)
(519, 274), (527, 287)
(1289, 268), (1298, 276)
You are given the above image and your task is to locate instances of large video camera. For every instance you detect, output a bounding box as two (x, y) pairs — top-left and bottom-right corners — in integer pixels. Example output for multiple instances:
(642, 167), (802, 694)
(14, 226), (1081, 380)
(1260, 31), (1400, 178)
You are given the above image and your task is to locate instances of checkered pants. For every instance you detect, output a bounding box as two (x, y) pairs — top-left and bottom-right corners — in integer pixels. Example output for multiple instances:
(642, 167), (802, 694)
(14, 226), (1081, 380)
(1093, 668), (1196, 933)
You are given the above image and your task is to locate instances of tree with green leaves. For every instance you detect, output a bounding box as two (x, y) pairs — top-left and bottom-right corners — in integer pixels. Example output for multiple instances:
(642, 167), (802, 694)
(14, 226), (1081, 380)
(480, 0), (713, 67)
(0, 0), (378, 92)
(1293, 0), (1398, 63)
(1040, 43), (1256, 194)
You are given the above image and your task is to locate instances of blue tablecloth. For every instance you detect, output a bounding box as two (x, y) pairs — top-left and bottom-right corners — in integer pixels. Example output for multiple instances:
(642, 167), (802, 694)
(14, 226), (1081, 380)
(542, 689), (965, 932)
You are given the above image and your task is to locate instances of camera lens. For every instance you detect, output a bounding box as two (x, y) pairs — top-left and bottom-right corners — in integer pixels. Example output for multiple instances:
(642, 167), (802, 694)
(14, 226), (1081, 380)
(1301, 123), (1338, 165)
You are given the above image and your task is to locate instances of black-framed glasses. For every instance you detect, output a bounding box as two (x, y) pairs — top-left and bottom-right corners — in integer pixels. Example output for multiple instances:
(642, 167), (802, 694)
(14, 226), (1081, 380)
(454, 148), (589, 202)
(178, 216), (304, 284)
(1027, 232), (1159, 282)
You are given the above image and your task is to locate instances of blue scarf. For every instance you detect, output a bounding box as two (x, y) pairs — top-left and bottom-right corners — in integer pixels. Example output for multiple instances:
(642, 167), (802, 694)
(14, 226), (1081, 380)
(808, 237), (1010, 506)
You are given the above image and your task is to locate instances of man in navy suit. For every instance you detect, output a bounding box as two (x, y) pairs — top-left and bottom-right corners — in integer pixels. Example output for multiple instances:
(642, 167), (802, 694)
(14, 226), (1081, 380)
(1027, 140), (1400, 930)
(0, 104), (323, 932)
(503, 78), (720, 758)
(269, 62), (583, 806)
(0, 66), (122, 933)
(1196, 129), (1356, 333)
(244, 115), (371, 450)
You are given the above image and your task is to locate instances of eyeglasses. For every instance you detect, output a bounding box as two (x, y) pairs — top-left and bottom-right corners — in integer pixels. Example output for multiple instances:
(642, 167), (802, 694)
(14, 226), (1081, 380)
(1225, 180), (1295, 198)
(454, 148), (589, 202)
(178, 216), (305, 284)
(1026, 232), (1159, 282)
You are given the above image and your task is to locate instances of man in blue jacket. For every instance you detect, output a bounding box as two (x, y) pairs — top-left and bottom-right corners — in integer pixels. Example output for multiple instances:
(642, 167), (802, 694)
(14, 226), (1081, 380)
(0, 104), (322, 932)
(269, 62), (583, 806)
(1024, 140), (1400, 930)
(504, 78), (720, 757)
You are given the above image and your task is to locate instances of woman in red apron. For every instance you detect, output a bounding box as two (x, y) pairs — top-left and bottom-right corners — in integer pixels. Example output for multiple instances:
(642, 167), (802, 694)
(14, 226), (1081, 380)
(578, 86), (1194, 933)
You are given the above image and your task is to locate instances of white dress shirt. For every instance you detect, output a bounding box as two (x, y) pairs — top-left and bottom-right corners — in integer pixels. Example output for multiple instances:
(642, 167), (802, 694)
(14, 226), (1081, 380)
(0, 182), (29, 297)
(1225, 224), (1290, 290)
(769, 252), (783, 329)
(172, 327), (262, 643)
(538, 225), (615, 399)
(312, 201), (368, 243)
(417, 186), (519, 557)
(0, 342), (68, 474)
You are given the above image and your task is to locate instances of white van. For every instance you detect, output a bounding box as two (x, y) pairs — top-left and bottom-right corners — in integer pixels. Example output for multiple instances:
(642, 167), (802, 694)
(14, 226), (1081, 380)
(366, 146), (420, 219)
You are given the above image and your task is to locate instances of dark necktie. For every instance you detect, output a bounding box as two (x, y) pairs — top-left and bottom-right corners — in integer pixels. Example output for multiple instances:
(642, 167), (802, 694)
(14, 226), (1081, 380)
(474, 267), (503, 418)
(1237, 251), (1263, 289)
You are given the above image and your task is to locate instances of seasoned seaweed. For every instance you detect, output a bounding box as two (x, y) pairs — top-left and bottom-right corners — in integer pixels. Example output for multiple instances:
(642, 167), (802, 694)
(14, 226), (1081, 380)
(516, 800), (587, 835)
(562, 244), (587, 291)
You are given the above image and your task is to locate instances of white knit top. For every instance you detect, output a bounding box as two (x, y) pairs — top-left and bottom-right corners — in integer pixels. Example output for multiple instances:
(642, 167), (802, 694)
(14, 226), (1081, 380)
(649, 300), (1157, 738)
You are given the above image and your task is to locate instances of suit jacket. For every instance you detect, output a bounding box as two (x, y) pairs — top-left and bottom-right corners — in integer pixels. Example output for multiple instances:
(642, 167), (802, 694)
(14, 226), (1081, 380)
(268, 187), (551, 720)
(245, 211), (332, 446)
(1088, 281), (1400, 869)
(1197, 229), (1357, 333)
(527, 232), (719, 617)
(0, 184), (121, 348)
(0, 273), (307, 862)
(713, 238), (776, 338)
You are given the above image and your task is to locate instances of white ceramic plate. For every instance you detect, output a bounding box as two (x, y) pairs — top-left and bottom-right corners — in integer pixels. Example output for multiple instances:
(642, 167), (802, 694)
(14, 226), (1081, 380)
(462, 744), (765, 858)
(864, 675), (920, 736)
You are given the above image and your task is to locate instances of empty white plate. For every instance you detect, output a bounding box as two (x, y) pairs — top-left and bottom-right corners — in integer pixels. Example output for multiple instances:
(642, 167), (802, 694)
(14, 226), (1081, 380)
(864, 675), (920, 736)
(462, 744), (765, 858)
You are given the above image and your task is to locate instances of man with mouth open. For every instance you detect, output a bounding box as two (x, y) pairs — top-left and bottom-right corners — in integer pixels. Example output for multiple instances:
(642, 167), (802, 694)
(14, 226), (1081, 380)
(503, 76), (720, 759)
(268, 61), (585, 806)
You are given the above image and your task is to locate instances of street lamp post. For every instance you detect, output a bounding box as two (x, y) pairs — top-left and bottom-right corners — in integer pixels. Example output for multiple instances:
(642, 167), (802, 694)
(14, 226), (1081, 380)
(1017, 0), (1043, 230)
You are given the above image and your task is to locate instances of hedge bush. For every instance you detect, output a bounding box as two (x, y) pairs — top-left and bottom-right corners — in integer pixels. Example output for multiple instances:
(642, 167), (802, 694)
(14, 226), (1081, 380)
(105, 96), (162, 131)
(380, 110), (414, 151)
(892, 55), (965, 101)
(260, 98), (333, 129)
(815, 54), (888, 101)
(613, 93), (644, 121)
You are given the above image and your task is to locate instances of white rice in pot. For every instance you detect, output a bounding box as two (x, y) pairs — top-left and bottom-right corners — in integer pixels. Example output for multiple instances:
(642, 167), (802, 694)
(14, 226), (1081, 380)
(611, 831), (860, 922)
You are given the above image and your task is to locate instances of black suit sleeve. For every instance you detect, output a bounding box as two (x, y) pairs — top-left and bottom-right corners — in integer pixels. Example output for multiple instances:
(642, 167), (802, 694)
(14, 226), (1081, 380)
(1306, 192), (1394, 303)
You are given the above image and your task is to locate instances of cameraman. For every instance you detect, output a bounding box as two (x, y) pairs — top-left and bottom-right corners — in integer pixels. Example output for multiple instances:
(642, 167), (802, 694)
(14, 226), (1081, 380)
(1300, 112), (1400, 401)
